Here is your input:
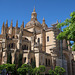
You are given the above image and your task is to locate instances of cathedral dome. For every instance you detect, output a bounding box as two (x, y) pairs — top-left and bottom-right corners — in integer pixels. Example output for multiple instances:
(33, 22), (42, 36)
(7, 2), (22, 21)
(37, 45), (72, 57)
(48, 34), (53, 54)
(25, 8), (42, 28)
(25, 20), (42, 27)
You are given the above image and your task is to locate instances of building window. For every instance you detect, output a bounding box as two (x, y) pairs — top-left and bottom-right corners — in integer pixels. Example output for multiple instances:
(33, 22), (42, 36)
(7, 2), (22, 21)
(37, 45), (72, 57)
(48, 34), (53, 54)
(47, 36), (49, 42)
(31, 58), (32, 63)
(48, 59), (50, 66)
(38, 38), (40, 43)
(22, 45), (28, 50)
(12, 36), (14, 38)
(46, 58), (47, 66)
(25, 38), (28, 41)
(24, 57), (26, 63)
(11, 43), (13, 48)
(9, 44), (11, 48)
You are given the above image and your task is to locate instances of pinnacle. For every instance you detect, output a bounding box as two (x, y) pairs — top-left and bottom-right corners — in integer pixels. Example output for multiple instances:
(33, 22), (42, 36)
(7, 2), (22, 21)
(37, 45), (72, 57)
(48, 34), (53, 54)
(43, 17), (45, 20)
(6, 20), (8, 24)
(3, 22), (4, 26)
(33, 7), (35, 12)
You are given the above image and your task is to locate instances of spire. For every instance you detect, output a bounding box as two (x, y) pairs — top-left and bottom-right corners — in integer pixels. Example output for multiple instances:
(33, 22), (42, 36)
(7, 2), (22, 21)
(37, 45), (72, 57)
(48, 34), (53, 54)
(42, 17), (48, 29)
(33, 6), (35, 12)
(16, 20), (18, 28)
(2, 22), (5, 28)
(6, 20), (8, 28)
(10, 20), (13, 27)
(20, 21), (24, 30)
(22, 21), (24, 28)
(43, 17), (45, 20)
(31, 7), (37, 21)
(42, 17), (45, 24)
(1, 22), (5, 34)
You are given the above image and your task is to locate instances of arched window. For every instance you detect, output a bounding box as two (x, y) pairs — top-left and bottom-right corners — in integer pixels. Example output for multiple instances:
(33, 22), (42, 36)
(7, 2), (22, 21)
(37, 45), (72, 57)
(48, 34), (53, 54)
(38, 38), (40, 43)
(24, 57), (26, 63)
(22, 45), (28, 50)
(16, 36), (18, 39)
(47, 36), (49, 42)
(12, 36), (14, 38)
(48, 59), (50, 66)
(23, 45), (26, 50)
(11, 43), (13, 48)
(9, 44), (11, 48)
(26, 46), (28, 50)
(25, 38), (28, 41)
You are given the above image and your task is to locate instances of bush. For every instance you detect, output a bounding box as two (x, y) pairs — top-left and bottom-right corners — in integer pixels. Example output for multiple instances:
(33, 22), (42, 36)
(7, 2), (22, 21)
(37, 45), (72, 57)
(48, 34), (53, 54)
(49, 66), (66, 75)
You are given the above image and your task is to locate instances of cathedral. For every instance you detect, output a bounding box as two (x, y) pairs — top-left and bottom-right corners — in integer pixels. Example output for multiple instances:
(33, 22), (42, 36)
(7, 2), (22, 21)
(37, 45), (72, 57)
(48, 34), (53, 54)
(0, 8), (75, 75)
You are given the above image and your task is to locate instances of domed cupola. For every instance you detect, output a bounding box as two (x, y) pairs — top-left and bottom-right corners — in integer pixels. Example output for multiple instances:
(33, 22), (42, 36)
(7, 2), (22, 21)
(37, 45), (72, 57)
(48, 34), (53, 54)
(25, 8), (42, 28)
(31, 7), (37, 21)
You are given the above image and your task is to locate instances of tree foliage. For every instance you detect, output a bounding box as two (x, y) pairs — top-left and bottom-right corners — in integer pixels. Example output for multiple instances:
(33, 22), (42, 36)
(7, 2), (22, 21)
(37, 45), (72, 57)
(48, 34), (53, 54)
(33, 65), (45, 75)
(49, 66), (65, 75)
(0, 64), (16, 74)
(57, 11), (75, 51)
(17, 67), (26, 75)
(17, 64), (33, 75)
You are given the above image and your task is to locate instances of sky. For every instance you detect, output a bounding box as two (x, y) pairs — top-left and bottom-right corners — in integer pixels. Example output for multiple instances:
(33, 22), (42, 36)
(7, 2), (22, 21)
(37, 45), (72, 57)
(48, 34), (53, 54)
(0, 0), (75, 33)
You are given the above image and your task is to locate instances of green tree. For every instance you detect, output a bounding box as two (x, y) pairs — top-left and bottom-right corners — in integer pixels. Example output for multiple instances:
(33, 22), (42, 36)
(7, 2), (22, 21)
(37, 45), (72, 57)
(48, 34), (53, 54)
(17, 64), (33, 75)
(33, 67), (40, 75)
(57, 11), (75, 51)
(0, 64), (16, 74)
(49, 66), (65, 75)
(5, 64), (16, 74)
(33, 65), (45, 75)
(0, 64), (6, 70)
(17, 67), (26, 75)
(49, 69), (56, 75)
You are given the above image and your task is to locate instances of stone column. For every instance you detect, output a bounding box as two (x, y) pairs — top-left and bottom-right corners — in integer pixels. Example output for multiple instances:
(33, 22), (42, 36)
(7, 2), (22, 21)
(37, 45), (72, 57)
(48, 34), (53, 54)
(11, 52), (15, 64)
(35, 53), (39, 67)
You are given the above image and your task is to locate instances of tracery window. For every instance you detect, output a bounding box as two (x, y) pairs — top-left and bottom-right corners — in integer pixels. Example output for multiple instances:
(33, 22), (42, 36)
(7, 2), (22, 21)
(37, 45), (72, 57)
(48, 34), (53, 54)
(8, 43), (15, 48)
(22, 45), (28, 50)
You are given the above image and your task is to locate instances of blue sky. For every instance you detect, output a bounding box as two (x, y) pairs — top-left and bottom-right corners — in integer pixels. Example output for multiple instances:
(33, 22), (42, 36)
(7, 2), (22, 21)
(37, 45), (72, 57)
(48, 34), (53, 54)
(0, 0), (75, 33)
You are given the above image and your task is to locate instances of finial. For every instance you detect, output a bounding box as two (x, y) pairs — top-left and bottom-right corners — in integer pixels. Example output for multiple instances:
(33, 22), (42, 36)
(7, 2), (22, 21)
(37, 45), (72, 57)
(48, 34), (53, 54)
(33, 6), (35, 12)
(16, 20), (18, 28)
(21, 21), (24, 29)
(6, 20), (8, 25)
(2, 22), (5, 34)
(6, 20), (8, 28)
(3, 22), (5, 27)
(11, 20), (13, 27)
(42, 17), (45, 24)
(43, 17), (45, 21)
(22, 21), (24, 25)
